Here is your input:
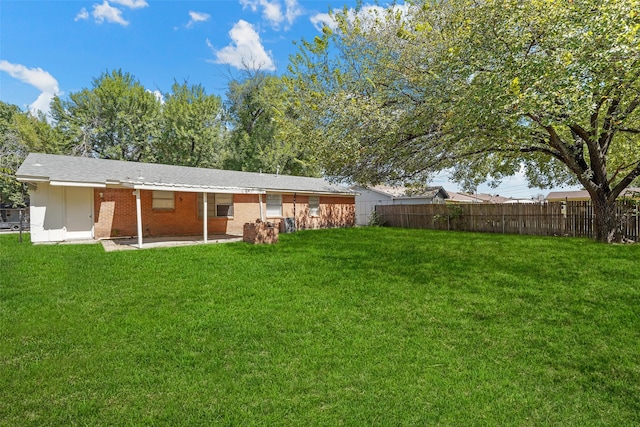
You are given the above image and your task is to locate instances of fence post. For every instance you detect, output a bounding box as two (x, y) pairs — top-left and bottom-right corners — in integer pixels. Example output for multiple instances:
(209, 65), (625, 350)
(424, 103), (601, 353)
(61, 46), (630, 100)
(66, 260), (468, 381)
(406, 205), (410, 228)
(19, 208), (23, 244)
(635, 202), (640, 242)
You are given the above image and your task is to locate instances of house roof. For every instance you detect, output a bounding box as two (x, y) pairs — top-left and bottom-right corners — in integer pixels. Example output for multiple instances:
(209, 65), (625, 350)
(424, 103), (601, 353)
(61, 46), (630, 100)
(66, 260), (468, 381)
(17, 153), (355, 196)
(352, 185), (450, 200)
(545, 190), (590, 201)
(546, 188), (640, 201)
(447, 192), (511, 203)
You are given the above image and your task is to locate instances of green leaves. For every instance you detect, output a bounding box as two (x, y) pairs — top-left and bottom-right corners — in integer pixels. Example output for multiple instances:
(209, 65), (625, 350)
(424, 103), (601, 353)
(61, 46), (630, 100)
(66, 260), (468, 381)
(0, 102), (63, 206)
(224, 71), (320, 177)
(52, 70), (161, 162)
(285, 0), (640, 240)
(154, 81), (226, 168)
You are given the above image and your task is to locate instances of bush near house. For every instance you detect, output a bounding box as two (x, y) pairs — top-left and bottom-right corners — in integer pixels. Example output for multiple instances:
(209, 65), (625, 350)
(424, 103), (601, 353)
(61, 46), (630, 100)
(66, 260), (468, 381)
(1, 229), (639, 425)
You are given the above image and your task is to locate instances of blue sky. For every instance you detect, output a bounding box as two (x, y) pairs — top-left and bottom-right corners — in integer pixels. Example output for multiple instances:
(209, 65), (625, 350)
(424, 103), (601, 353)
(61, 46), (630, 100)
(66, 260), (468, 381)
(0, 0), (579, 198)
(0, 0), (352, 113)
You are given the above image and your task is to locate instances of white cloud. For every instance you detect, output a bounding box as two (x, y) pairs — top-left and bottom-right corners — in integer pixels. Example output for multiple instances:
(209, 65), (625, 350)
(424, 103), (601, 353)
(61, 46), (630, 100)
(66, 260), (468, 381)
(310, 12), (334, 31)
(93, 0), (129, 26)
(261, 1), (284, 28)
(0, 60), (60, 115)
(240, 0), (282, 29)
(77, 0), (148, 26)
(310, 4), (412, 32)
(209, 20), (276, 71)
(30, 92), (57, 116)
(147, 89), (164, 104)
(239, 0), (302, 30)
(110, 0), (148, 9)
(75, 7), (89, 21)
(186, 10), (210, 28)
(284, 0), (303, 25)
(239, 0), (259, 12)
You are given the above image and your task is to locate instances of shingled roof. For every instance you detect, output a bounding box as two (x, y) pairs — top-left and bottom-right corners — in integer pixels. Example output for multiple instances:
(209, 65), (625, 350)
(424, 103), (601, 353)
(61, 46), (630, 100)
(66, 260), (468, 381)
(17, 153), (355, 196)
(353, 185), (450, 200)
(546, 188), (640, 201)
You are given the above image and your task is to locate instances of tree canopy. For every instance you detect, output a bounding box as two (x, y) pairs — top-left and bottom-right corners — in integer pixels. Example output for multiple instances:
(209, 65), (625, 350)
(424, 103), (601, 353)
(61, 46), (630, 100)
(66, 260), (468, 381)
(225, 71), (320, 177)
(47, 69), (315, 176)
(286, 0), (640, 242)
(0, 102), (64, 206)
(51, 70), (161, 162)
(153, 81), (226, 168)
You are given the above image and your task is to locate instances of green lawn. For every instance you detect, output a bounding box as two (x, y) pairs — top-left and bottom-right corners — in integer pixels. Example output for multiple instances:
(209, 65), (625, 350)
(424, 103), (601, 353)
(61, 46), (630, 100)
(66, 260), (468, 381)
(1, 228), (639, 426)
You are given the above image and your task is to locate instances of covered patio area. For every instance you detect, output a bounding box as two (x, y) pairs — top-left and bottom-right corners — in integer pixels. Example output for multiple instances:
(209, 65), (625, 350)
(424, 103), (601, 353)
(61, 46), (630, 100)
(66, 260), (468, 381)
(100, 234), (242, 252)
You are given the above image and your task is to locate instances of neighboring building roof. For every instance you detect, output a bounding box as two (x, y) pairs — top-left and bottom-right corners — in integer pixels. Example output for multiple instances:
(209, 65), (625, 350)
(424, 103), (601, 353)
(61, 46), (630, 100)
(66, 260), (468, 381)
(545, 190), (590, 201)
(352, 185), (450, 200)
(546, 188), (640, 201)
(17, 153), (355, 196)
(447, 191), (512, 204)
(503, 198), (538, 204)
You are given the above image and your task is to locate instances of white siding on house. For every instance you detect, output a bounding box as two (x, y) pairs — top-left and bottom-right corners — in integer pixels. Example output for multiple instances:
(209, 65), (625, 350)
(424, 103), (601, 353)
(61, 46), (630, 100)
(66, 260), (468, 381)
(354, 188), (394, 226)
(29, 183), (93, 243)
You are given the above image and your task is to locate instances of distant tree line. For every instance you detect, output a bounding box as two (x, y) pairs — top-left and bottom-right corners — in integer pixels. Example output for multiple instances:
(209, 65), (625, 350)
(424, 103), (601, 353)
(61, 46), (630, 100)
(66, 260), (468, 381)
(0, 69), (318, 206)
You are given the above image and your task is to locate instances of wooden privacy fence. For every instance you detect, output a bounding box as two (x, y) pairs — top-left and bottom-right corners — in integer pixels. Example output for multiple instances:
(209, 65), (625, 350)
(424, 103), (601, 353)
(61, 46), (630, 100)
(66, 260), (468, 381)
(375, 201), (640, 241)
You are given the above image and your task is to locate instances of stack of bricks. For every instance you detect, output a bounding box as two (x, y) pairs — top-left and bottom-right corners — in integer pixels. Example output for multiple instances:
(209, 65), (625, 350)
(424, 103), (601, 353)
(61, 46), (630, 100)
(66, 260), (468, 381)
(243, 220), (279, 244)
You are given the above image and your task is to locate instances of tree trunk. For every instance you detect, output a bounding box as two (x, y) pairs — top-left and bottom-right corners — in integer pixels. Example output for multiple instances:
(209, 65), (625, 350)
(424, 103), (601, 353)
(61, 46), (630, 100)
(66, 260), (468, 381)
(591, 191), (621, 243)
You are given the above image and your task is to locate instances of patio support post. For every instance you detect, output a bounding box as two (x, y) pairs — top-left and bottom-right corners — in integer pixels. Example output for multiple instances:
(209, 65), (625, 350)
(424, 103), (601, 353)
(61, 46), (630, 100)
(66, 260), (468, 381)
(203, 191), (208, 243)
(135, 189), (143, 249)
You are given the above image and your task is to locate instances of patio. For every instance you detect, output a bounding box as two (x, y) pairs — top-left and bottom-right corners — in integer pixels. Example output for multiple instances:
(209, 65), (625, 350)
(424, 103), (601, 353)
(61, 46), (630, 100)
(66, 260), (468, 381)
(100, 234), (243, 252)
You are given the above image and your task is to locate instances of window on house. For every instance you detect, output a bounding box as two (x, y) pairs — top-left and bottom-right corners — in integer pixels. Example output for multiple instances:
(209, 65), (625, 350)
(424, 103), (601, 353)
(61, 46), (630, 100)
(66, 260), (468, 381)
(309, 196), (320, 216)
(152, 191), (174, 210)
(197, 193), (234, 218)
(266, 194), (282, 217)
(216, 193), (234, 217)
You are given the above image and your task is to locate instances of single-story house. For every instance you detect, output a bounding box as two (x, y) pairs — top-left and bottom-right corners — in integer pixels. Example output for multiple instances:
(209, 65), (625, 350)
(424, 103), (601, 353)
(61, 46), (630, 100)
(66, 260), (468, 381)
(546, 188), (640, 202)
(17, 153), (356, 246)
(351, 185), (449, 226)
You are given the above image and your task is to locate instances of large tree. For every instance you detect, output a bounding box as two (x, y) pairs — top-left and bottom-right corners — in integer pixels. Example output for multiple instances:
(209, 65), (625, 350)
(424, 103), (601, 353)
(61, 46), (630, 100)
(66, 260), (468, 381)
(51, 69), (161, 161)
(224, 71), (320, 176)
(287, 0), (640, 242)
(153, 81), (227, 168)
(0, 102), (64, 206)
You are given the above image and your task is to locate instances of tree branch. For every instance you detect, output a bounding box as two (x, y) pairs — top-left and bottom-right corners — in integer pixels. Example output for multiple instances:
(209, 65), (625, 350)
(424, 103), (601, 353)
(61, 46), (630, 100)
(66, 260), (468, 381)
(527, 113), (586, 178)
(618, 127), (640, 134)
(611, 161), (640, 202)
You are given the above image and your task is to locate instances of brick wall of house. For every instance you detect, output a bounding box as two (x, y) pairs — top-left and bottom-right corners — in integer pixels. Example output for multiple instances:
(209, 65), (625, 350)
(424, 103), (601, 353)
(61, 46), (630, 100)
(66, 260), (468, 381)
(228, 193), (262, 235)
(272, 194), (356, 230)
(93, 189), (262, 239)
(93, 189), (354, 239)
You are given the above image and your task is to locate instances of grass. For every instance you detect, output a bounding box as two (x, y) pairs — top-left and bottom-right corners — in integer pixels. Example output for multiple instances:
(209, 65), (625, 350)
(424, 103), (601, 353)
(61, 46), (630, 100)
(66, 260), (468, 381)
(1, 228), (639, 426)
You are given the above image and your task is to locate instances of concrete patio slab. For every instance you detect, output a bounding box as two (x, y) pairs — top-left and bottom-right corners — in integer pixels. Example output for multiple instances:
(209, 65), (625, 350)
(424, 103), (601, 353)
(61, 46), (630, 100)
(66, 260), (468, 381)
(101, 235), (243, 252)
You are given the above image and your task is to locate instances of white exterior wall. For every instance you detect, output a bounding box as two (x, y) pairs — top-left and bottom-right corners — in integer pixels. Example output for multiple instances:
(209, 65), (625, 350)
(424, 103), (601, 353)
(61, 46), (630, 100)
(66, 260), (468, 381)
(355, 188), (394, 226)
(354, 187), (446, 226)
(29, 183), (94, 243)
